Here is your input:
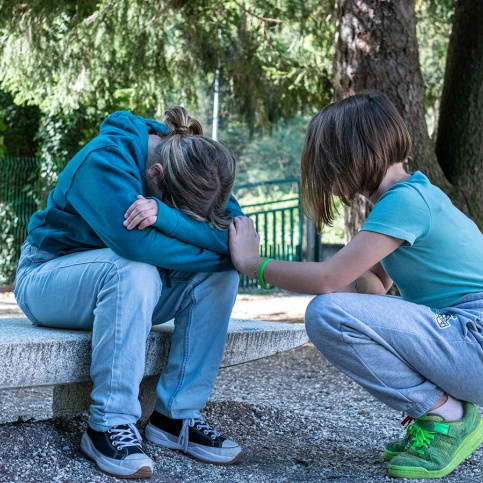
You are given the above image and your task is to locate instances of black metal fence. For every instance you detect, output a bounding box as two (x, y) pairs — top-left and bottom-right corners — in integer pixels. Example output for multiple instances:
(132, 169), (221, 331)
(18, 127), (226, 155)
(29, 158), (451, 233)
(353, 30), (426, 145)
(1, 157), (42, 284)
(235, 178), (304, 289)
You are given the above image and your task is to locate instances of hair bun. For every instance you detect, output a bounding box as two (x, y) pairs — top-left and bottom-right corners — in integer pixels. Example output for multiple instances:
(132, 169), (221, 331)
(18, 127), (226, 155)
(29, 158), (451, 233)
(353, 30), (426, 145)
(174, 126), (190, 135)
(163, 106), (203, 136)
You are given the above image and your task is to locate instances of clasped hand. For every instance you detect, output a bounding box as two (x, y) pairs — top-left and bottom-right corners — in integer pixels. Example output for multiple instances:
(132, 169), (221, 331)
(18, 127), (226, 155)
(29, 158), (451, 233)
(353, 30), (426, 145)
(123, 195), (158, 230)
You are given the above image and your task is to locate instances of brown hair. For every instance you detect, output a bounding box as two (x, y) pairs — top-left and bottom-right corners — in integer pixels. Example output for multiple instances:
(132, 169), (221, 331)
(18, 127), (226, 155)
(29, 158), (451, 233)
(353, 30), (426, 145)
(301, 91), (412, 231)
(151, 106), (236, 230)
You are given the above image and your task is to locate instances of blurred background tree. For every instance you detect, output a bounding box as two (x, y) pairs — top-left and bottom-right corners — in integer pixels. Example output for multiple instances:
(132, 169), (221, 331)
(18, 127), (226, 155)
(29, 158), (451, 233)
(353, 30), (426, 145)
(0, 0), (333, 135)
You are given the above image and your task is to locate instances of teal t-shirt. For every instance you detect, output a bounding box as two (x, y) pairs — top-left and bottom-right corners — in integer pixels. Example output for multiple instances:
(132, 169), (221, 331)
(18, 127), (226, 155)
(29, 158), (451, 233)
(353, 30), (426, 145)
(361, 171), (483, 308)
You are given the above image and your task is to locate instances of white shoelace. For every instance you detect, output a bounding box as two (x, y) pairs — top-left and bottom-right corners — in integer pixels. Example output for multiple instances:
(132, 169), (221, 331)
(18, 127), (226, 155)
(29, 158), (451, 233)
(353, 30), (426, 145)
(177, 417), (221, 453)
(109, 424), (143, 450)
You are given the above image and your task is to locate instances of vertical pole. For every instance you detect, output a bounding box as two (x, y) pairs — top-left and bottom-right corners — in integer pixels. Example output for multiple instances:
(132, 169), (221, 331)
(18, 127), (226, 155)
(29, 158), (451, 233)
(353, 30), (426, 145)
(298, 180), (305, 261)
(303, 218), (322, 262)
(281, 209), (286, 260)
(212, 29), (222, 141)
(264, 212), (268, 257)
(272, 211), (276, 260)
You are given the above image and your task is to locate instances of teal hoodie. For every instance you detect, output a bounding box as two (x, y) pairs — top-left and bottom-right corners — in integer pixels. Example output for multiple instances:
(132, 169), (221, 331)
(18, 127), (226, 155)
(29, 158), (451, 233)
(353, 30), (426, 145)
(27, 111), (243, 272)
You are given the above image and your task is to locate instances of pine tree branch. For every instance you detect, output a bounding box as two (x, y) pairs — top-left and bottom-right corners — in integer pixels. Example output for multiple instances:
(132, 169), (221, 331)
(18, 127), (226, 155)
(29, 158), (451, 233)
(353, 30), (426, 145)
(231, 0), (283, 24)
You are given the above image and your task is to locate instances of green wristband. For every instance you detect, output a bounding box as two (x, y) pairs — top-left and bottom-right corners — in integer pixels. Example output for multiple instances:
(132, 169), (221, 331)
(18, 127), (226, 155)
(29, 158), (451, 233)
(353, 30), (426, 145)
(258, 258), (275, 290)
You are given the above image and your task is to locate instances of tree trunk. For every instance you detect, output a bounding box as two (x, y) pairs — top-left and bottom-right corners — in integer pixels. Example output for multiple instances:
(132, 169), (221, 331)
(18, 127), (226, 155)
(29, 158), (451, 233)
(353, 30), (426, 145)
(436, 0), (483, 228)
(332, 0), (455, 240)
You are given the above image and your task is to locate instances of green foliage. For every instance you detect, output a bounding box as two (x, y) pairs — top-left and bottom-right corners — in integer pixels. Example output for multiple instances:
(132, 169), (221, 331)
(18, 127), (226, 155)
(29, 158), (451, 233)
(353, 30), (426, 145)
(36, 109), (98, 170)
(0, 157), (42, 283)
(0, 153), (70, 283)
(0, 116), (6, 157)
(0, 92), (43, 282)
(0, 0), (334, 130)
(0, 91), (41, 157)
(224, 114), (315, 185)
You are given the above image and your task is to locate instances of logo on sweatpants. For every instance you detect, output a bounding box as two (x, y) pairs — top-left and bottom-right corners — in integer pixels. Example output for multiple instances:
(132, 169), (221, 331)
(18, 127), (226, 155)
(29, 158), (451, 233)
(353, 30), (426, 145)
(430, 308), (457, 329)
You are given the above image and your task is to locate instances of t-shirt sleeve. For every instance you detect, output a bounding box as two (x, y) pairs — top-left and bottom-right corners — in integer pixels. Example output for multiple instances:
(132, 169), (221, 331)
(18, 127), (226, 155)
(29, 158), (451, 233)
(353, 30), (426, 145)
(361, 185), (431, 245)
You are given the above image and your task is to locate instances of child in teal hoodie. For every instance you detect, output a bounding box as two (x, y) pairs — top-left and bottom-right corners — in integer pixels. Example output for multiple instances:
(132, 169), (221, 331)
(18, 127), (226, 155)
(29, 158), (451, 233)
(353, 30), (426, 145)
(15, 107), (243, 478)
(27, 109), (242, 270)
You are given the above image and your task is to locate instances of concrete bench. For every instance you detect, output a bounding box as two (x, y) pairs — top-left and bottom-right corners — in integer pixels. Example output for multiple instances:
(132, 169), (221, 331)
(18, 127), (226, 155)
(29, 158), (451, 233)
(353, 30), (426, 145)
(0, 317), (308, 423)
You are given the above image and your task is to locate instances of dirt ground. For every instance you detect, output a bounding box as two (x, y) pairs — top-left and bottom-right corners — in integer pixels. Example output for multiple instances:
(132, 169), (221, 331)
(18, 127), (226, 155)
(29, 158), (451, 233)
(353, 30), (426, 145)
(0, 290), (315, 323)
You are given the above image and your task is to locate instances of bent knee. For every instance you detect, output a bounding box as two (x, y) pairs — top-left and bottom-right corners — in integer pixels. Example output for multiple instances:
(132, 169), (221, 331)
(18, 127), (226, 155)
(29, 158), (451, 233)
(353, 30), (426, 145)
(305, 293), (346, 344)
(107, 257), (162, 294)
(213, 269), (239, 282)
(204, 269), (240, 294)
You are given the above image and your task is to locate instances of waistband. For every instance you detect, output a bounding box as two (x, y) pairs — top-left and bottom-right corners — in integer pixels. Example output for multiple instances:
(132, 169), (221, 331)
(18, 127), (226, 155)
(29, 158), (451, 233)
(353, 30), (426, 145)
(450, 291), (483, 306)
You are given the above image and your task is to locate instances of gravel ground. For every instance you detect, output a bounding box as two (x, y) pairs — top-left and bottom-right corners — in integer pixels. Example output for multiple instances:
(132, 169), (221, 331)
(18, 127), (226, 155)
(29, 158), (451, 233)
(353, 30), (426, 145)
(1, 292), (482, 482)
(1, 345), (482, 482)
(0, 293), (22, 318)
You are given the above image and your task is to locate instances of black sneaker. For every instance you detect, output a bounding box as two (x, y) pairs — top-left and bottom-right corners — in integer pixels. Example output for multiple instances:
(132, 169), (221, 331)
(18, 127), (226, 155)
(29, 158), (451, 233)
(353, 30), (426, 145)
(145, 411), (241, 464)
(80, 424), (153, 479)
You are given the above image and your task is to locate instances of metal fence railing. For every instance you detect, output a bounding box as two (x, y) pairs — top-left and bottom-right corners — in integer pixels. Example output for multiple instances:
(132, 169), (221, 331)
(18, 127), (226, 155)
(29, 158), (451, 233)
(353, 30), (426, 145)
(0, 157), (43, 284)
(235, 178), (303, 289)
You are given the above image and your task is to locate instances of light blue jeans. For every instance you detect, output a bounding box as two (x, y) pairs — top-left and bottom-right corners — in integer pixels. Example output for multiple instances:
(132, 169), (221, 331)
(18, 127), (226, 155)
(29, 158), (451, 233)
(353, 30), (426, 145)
(305, 292), (483, 418)
(14, 242), (239, 431)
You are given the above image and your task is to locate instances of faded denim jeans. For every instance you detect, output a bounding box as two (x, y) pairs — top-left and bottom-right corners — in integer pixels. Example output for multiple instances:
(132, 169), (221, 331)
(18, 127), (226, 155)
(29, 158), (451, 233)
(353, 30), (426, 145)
(14, 242), (239, 431)
(305, 292), (483, 418)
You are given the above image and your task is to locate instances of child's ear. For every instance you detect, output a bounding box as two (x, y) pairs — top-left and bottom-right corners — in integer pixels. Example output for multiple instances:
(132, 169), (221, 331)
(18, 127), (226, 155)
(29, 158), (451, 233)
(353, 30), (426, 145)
(146, 163), (164, 182)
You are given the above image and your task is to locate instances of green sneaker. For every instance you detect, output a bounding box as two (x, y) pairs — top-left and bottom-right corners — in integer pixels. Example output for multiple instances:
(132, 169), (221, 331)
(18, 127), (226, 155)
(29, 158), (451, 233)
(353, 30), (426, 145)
(384, 415), (414, 461)
(384, 438), (407, 461)
(388, 402), (483, 479)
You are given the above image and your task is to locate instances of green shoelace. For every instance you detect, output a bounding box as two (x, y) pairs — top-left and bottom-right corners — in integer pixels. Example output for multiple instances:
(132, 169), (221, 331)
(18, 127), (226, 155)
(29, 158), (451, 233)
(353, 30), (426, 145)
(406, 422), (435, 455)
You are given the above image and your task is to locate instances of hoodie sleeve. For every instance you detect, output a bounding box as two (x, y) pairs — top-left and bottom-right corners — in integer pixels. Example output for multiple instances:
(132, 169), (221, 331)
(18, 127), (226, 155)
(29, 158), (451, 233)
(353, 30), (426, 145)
(151, 194), (245, 255)
(66, 144), (234, 272)
(226, 194), (244, 217)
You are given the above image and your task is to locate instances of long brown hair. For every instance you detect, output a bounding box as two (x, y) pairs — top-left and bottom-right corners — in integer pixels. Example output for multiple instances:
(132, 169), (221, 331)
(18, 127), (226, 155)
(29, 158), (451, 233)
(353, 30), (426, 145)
(301, 91), (411, 231)
(151, 106), (236, 230)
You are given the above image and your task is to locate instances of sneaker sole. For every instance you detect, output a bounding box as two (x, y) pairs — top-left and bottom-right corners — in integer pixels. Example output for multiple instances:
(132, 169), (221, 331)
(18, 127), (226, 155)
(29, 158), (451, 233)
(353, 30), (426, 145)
(80, 433), (153, 479)
(145, 422), (242, 465)
(388, 418), (483, 479)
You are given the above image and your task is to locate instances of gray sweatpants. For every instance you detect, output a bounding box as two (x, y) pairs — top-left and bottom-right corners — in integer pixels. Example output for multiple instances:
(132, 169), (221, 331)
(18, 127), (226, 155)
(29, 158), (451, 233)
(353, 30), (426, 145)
(305, 292), (483, 418)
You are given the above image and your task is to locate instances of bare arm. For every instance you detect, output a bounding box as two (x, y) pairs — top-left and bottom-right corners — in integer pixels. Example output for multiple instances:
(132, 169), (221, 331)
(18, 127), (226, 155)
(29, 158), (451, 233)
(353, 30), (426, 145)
(337, 262), (393, 295)
(229, 217), (400, 295)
